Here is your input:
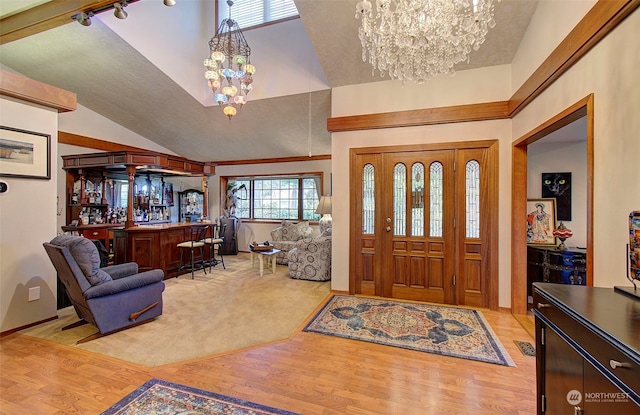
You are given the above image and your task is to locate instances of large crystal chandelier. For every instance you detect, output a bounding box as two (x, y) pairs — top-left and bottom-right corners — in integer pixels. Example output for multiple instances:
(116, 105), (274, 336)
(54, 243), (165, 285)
(355, 0), (499, 84)
(204, 0), (255, 120)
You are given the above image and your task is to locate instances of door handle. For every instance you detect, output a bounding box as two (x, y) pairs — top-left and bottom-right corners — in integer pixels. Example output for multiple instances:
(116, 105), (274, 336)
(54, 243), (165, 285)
(386, 226), (391, 232)
(610, 359), (631, 370)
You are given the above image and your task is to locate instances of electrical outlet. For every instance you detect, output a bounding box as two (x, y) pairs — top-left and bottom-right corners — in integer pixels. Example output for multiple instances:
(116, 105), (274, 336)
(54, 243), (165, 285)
(28, 286), (40, 302)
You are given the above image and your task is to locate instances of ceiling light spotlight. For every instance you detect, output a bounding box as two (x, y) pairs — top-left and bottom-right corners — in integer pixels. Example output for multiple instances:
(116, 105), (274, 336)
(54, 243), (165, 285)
(164, 0), (176, 6)
(113, 2), (128, 19)
(73, 12), (92, 26)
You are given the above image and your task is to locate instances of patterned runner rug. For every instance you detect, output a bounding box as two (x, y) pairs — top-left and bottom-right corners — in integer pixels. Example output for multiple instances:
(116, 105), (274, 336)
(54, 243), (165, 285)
(304, 295), (515, 367)
(102, 378), (299, 415)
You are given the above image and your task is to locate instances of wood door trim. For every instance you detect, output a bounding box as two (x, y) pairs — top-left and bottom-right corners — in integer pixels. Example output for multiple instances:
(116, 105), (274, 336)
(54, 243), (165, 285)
(486, 141), (500, 310)
(511, 94), (594, 315)
(349, 140), (499, 155)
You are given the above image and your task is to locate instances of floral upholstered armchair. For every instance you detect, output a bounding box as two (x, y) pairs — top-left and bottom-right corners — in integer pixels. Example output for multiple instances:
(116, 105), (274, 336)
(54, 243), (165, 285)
(287, 228), (331, 281)
(270, 220), (313, 265)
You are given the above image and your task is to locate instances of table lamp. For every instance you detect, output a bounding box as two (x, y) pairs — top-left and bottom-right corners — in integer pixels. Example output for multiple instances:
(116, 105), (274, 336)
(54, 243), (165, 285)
(553, 221), (573, 250)
(315, 195), (332, 234)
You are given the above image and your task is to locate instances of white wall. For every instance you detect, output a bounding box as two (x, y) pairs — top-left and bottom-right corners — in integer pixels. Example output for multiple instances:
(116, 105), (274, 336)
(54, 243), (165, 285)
(527, 139), (587, 248)
(0, 96), (59, 331)
(333, 64), (512, 116)
(512, 7), (640, 287)
(511, 0), (596, 91)
(58, 104), (178, 154)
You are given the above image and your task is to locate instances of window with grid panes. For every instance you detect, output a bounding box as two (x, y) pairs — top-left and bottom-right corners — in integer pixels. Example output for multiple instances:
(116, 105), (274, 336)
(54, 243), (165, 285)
(226, 175), (321, 221)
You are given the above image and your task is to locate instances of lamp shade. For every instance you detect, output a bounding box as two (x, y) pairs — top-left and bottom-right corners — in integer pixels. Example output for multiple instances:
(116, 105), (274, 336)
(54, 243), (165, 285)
(315, 195), (332, 215)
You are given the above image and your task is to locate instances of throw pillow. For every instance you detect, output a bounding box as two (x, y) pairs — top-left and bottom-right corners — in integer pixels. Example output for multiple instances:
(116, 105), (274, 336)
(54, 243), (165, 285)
(50, 235), (112, 286)
(284, 221), (310, 241)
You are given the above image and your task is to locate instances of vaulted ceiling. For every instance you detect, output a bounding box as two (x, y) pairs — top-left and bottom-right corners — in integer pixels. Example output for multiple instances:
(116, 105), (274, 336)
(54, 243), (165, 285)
(0, 0), (539, 163)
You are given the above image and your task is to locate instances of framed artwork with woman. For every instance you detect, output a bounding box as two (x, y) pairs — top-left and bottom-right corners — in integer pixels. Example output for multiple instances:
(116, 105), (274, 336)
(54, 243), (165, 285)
(526, 198), (557, 245)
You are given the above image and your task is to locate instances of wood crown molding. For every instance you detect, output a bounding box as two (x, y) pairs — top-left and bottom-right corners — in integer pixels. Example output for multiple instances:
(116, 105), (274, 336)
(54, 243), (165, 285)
(507, 0), (639, 117)
(59, 131), (215, 175)
(327, 0), (639, 133)
(0, 70), (76, 112)
(59, 131), (146, 152)
(60, 131), (329, 166)
(327, 101), (510, 132)
(212, 154), (331, 166)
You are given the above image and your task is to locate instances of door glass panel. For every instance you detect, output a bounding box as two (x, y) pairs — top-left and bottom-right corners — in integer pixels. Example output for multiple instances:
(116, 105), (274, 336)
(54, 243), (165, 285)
(466, 160), (480, 238)
(429, 161), (443, 237)
(362, 163), (375, 234)
(393, 163), (407, 236)
(411, 163), (425, 237)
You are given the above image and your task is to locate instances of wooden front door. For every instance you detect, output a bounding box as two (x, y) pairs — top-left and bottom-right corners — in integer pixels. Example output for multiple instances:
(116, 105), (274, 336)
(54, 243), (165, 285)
(350, 142), (497, 308)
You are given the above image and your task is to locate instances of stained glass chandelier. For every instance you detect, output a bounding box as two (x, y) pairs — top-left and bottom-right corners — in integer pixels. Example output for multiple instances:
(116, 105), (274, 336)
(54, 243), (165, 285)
(204, 0), (255, 120)
(355, 0), (499, 84)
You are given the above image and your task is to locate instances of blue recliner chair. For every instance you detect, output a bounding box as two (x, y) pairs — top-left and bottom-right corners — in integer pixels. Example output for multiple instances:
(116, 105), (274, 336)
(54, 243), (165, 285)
(43, 235), (165, 344)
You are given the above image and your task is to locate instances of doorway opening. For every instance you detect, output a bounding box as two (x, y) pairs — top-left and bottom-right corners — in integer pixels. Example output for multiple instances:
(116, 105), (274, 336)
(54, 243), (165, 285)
(511, 94), (594, 315)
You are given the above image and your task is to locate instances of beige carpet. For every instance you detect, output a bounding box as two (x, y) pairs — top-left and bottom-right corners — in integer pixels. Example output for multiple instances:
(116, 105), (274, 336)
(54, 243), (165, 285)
(21, 253), (331, 367)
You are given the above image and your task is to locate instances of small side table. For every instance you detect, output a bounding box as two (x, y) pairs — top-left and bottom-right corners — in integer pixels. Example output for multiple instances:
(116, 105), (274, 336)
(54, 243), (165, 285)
(250, 248), (281, 276)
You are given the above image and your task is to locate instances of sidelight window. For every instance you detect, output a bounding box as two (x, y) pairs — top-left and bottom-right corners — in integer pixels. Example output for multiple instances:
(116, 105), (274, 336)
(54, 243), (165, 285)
(362, 164), (375, 234)
(429, 161), (443, 237)
(466, 160), (480, 238)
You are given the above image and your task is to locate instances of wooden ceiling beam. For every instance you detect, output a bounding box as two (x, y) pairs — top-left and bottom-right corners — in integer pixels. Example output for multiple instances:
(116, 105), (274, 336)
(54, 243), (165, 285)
(0, 0), (116, 45)
(0, 69), (76, 112)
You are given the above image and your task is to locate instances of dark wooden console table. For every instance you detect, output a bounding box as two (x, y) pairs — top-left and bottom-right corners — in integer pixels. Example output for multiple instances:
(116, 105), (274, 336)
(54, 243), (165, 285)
(533, 283), (639, 414)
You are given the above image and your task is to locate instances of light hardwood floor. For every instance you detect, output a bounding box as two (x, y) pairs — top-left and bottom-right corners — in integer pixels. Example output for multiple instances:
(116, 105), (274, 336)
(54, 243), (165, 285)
(0, 255), (537, 415)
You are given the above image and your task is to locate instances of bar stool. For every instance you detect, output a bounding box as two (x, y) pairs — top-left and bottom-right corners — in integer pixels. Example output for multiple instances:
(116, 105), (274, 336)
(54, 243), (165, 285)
(203, 222), (226, 271)
(177, 224), (209, 279)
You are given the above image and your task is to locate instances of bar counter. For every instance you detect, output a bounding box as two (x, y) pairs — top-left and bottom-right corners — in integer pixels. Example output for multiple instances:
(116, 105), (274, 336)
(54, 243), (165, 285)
(113, 222), (210, 279)
(61, 224), (124, 253)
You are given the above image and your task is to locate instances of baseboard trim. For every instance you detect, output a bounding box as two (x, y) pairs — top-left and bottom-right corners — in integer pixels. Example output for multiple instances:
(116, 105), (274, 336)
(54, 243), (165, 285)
(0, 315), (58, 338)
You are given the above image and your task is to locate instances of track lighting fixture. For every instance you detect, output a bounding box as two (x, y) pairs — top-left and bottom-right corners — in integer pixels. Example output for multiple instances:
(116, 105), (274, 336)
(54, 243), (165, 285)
(72, 0), (174, 26)
(113, 2), (128, 19)
(73, 12), (92, 26)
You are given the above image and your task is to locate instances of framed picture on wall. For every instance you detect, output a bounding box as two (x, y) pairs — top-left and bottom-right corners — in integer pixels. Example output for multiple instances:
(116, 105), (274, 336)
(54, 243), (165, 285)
(541, 172), (571, 221)
(526, 198), (557, 245)
(0, 126), (51, 180)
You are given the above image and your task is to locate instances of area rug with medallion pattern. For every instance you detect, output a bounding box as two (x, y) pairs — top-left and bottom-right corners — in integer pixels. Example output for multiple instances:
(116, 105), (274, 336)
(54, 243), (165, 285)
(304, 295), (515, 367)
(101, 378), (299, 415)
